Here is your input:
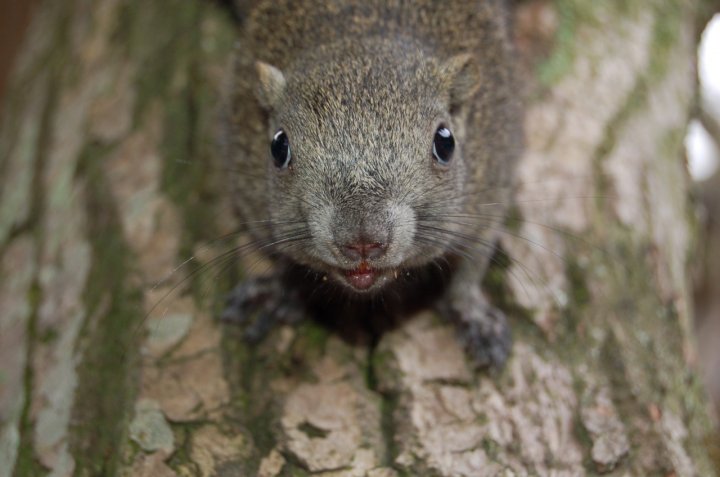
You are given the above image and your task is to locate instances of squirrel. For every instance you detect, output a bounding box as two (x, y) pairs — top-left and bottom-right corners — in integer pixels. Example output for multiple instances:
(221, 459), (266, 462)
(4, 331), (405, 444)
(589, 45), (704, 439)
(221, 0), (523, 369)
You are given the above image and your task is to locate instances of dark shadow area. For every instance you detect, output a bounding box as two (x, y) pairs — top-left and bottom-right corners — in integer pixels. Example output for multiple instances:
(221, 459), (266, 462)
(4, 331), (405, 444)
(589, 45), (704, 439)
(0, 0), (40, 108)
(280, 257), (457, 347)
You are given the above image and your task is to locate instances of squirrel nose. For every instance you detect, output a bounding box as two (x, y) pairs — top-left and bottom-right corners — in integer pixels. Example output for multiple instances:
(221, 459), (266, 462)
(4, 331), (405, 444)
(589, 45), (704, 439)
(340, 241), (387, 261)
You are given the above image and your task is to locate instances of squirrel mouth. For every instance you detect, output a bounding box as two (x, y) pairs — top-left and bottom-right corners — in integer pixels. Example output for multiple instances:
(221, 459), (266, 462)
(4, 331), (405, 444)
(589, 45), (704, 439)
(342, 262), (379, 290)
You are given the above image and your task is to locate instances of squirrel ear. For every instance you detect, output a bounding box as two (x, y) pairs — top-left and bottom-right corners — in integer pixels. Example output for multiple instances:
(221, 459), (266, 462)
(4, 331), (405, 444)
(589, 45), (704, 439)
(442, 53), (480, 109)
(255, 61), (286, 109)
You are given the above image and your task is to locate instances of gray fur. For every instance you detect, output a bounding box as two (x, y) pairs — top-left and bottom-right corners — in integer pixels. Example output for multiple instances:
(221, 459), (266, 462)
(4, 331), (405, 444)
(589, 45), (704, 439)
(222, 0), (522, 369)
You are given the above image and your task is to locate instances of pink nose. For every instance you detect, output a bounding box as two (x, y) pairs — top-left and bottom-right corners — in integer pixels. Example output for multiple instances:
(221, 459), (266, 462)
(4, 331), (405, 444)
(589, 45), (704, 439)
(341, 241), (387, 261)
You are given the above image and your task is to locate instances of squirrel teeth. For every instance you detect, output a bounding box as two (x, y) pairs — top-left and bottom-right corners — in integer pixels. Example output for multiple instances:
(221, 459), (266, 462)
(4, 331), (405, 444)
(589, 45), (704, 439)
(343, 263), (378, 290)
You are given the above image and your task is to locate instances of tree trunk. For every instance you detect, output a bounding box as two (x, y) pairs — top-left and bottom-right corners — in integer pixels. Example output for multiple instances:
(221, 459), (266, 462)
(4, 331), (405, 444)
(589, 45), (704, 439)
(0, 1), (716, 476)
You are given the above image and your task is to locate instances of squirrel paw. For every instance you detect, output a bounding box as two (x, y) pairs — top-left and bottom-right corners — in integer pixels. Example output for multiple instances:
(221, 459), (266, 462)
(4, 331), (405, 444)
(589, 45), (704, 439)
(442, 294), (512, 371)
(220, 275), (304, 343)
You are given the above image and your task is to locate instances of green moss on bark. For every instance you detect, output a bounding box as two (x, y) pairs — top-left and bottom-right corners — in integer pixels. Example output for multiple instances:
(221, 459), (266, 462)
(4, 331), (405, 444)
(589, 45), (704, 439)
(121, 1), (236, 299)
(538, 0), (641, 86)
(69, 143), (144, 477)
(12, 281), (46, 477)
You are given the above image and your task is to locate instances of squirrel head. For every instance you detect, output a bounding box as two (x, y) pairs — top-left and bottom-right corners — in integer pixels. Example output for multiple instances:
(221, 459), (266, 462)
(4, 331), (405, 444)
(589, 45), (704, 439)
(254, 38), (482, 292)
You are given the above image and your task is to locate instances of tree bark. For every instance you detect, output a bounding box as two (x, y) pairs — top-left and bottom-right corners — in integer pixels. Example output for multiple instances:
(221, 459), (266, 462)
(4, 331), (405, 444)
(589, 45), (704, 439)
(0, 1), (716, 476)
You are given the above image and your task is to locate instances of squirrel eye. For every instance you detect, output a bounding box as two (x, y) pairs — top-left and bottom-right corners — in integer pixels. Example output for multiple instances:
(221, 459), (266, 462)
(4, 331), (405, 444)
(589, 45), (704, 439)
(270, 129), (291, 169)
(432, 126), (455, 165)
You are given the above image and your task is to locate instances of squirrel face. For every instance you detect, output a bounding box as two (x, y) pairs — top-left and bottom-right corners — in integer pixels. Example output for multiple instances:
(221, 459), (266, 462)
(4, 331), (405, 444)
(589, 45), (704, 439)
(256, 39), (480, 293)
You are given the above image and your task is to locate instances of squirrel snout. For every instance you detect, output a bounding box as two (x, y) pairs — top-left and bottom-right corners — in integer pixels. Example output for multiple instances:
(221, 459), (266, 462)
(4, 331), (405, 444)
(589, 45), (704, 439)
(339, 240), (388, 261)
(330, 207), (394, 263)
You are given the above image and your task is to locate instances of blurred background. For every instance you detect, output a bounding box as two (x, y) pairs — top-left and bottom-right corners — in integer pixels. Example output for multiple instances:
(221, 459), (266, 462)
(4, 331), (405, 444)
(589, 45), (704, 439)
(689, 13), (720, 414)
(0, 0), (40, 110)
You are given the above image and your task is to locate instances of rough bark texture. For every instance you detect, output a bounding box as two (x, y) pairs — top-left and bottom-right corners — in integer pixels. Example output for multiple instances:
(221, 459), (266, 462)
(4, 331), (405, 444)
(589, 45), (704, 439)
(0, 1), (717, 476)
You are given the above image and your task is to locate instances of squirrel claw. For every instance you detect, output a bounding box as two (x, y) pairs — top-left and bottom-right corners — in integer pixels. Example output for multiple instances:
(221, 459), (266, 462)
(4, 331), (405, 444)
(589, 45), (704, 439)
(458, 306), (512, 371)
(442, 293), (512, 371)
(220, 275), (304, 343)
